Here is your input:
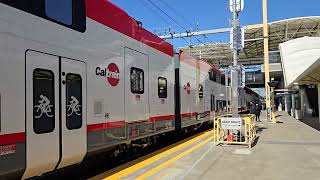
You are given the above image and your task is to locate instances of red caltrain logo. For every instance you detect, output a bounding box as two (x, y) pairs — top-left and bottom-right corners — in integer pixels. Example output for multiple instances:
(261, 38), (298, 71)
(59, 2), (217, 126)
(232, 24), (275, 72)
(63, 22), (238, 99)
(95, 63), (120, 86)
(184, 82), (191, 94)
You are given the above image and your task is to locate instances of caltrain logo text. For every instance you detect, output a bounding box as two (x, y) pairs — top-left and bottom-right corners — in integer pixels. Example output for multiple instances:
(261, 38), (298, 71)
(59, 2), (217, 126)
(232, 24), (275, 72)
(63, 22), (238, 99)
(96, 63), (120, 86)
(184, 82), (191, 94)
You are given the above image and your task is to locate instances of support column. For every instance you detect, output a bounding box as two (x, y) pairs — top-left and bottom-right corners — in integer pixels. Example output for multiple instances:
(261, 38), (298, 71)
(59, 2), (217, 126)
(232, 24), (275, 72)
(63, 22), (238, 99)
(300, 87), (305, 118)
(318, 84), (320, 125)
(263, 0), (271, 121)
(284, 95), (288, 112)
(291, 94), (295, 118)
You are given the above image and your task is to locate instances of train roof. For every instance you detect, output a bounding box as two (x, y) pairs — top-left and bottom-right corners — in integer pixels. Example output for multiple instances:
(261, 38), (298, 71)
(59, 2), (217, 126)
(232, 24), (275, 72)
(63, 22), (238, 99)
(179, 50), (222, 74)
(86, 0), (174, 57)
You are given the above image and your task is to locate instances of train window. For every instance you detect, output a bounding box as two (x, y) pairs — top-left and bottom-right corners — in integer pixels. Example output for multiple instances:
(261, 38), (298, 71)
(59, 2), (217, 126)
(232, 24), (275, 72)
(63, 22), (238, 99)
(33, 69), (55, 134)
(221, 76), (225, 85)
(130, 67), (144, 94)
(45, 0), (73, 25)
(66, 73), (82, 130)
(0, 0), (86, 32)
(217, 75), (221, 83)
(208, 72), (215, 82)
(199, 84), (204, 99)
(158, 77), (167, 98)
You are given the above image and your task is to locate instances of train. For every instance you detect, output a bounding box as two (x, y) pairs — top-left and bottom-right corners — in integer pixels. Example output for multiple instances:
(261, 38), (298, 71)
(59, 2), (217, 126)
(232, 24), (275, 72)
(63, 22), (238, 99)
(0, 0), (259, 179)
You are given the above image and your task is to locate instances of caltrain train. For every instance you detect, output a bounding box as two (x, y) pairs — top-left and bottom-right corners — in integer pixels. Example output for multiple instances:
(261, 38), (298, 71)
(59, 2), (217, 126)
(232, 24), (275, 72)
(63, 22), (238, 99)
(0, 0), (259, 179)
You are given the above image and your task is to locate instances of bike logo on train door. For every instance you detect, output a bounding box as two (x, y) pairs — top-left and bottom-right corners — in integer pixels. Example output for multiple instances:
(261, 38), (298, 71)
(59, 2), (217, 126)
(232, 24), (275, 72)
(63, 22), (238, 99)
(34, 95), (53, 118)
(67, 96), (81, 116)
(184, 82), (191, 94)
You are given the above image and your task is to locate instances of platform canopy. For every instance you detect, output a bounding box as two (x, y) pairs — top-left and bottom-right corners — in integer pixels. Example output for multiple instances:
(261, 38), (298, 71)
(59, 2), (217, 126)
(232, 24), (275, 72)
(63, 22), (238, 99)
(180, 16), (320, 67)
(280, 36), (320, 88)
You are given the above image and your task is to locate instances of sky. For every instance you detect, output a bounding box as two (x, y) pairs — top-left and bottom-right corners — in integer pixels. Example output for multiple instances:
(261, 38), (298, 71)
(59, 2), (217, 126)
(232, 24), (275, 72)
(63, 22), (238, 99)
(112, 0), (320, 48)
(112, 0), (319, 97)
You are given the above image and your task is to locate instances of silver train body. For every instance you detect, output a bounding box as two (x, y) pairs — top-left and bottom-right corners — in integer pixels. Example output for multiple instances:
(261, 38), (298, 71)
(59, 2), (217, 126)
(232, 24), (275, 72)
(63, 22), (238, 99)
(0, 0), (258, 179)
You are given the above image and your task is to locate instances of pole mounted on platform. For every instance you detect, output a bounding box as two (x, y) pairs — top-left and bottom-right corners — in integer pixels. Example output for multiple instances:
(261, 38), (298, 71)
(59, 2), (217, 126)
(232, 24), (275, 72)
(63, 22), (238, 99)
(262, 0), (272, 122)
(229, 0), (244, 117)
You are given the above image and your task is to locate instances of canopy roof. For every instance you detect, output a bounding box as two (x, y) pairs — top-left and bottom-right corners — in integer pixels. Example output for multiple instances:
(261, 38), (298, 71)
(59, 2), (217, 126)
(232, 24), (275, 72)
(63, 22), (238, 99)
(180, 16), (320, 67)
(280, 37), (320, 88)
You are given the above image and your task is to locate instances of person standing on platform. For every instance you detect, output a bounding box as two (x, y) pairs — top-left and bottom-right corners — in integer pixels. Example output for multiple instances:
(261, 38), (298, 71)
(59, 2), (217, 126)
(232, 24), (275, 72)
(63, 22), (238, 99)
(249, 102), (256, 115)
(255, 103), (262, 121)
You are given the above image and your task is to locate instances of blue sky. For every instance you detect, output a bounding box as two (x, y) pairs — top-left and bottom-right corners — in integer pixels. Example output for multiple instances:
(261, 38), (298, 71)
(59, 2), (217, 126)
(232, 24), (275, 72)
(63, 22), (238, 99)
(112, 0), (320, 48)
(112, 0), (319, 97)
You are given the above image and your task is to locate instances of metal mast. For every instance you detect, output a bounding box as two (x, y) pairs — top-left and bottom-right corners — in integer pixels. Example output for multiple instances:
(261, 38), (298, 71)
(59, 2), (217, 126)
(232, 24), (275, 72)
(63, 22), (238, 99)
(263, 0), (271, 121)
(230, 0), (244, 117)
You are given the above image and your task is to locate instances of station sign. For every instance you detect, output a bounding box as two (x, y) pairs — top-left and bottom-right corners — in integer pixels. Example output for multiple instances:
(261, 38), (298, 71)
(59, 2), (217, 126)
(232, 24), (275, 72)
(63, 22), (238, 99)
(221, 117), (242, 130)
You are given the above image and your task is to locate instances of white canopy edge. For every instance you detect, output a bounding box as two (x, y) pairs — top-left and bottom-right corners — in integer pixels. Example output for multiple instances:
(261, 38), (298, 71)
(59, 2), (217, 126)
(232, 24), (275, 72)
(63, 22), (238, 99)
(279, 36), (320, 88)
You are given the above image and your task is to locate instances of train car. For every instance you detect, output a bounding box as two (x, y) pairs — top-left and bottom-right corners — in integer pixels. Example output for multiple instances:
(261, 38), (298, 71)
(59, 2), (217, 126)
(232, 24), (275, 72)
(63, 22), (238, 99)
(0, 0), (259, 179)
(0, 0), (176, 179)
(175, 51), (228, 127)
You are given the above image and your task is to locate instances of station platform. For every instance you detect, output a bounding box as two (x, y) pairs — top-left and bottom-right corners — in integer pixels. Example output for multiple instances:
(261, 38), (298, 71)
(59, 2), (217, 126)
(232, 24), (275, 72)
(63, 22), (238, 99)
(91, 111), (320, 180)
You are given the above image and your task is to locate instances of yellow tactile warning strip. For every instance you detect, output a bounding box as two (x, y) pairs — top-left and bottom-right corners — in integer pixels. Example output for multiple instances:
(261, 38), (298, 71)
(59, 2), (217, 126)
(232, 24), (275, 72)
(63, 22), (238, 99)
(135, 134), (216, 180)
(93, 130), (215, 180)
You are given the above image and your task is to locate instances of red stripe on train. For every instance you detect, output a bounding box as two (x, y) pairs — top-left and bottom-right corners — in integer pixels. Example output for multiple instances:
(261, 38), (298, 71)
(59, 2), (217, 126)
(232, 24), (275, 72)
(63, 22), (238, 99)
(149, 115), (176, 122)
(86, 0), (174, 57)
(180, 112), (198, 118)
(0, 132), (25, 145)
(87, 121), (126, 132)
(87, 114), (176, 132)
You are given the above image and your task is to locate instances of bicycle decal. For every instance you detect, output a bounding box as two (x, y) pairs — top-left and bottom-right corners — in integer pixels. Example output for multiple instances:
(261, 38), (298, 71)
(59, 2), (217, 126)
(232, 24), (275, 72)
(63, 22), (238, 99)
(67, 96), (81, 117)
(34, 95), (53, 118)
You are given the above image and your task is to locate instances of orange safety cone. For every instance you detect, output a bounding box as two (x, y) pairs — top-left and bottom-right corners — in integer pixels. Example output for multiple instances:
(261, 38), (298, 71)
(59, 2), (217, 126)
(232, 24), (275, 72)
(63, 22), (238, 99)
(227, 134), (233, 142)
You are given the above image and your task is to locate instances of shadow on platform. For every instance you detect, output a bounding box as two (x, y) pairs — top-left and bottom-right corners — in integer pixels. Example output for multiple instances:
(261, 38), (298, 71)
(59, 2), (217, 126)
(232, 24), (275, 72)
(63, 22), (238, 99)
(299, 116), (320, 131)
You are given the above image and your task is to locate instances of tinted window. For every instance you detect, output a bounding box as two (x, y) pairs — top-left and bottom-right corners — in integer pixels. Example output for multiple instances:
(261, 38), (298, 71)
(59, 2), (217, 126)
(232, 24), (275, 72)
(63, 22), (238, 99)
(0, 0), (85, 32)
(66, 73), (82, 130)
(209, 71), (217, 82)
(221, 76), (225, 85)
(33, 69), (55, 134)
(199, 84), (204, 99)
(158, 77), (167, 98)
(130, 67), (144, 94)
(45, 0), (73, 25)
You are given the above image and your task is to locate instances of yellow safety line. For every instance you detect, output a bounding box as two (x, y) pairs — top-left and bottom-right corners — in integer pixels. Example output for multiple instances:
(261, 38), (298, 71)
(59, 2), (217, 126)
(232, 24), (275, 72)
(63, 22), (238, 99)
(135, 134), (216, 180)
(99, 130), (214, 180)
(153, 165), (177, 180)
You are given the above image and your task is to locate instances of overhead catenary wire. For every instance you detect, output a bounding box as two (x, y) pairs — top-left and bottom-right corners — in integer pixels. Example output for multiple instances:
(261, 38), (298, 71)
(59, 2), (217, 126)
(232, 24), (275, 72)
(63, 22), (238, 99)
(136, 0), (176, 28)
(144, 0), (186, 30)
(143, 0), (204, 44)
(157, 0), (195, 29)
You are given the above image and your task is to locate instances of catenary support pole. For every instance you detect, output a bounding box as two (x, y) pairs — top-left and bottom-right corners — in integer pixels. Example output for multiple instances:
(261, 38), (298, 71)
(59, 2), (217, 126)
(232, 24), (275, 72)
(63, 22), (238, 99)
(230, 0), (240, 117)
(263, 0), (271, 121)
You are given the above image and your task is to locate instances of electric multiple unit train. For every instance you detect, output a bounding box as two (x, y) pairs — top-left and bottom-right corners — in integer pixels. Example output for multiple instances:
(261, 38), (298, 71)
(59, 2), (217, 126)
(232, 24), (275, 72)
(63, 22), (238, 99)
(0, 0), (259, 179)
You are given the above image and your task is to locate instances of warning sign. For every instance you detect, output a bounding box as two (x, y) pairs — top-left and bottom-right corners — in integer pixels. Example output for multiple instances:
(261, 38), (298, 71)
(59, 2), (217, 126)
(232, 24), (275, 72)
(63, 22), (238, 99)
(0, 144), (16, 156)
(221, 117), (242, 130)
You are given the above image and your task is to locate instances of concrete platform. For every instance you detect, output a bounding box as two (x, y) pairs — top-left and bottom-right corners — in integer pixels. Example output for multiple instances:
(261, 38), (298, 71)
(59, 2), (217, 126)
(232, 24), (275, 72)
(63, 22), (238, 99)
(91, 111), (320, 180)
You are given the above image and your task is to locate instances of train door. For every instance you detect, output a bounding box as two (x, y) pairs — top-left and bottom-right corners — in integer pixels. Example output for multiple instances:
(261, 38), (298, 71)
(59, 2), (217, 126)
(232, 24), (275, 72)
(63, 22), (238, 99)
(58, 58), (87, 169)
(124, 48), (149, 136)
(24, 51), (86, 178)
(211, 94), (215, 111)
